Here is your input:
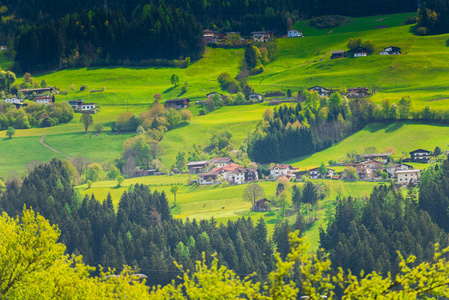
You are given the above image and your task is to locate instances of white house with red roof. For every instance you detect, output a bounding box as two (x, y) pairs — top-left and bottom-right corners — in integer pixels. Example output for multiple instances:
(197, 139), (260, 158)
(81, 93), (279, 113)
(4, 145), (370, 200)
(269, 164), (297, 179)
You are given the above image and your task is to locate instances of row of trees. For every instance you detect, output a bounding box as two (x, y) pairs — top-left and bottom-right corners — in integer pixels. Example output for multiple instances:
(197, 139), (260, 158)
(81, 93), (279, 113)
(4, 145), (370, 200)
(0, 159), (277, 287)
(14, 6), (204, 72)
(0, 101), (73, 130)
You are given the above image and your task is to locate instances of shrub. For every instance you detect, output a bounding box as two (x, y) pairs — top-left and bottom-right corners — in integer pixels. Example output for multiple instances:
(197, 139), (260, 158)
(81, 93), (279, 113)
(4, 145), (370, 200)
(309, 15), (348, 29)
(199, 109), (206, 116)
(416, 26), (428, 36)
(404, 16), (417, 25)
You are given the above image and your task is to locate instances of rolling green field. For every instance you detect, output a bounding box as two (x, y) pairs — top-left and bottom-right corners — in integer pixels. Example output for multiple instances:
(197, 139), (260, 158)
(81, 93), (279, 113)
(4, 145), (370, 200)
(31, 48), (244, 105)
(288, 122), (448, 170)
(249, 21), (449, 109)
(78, 175), (382, 249)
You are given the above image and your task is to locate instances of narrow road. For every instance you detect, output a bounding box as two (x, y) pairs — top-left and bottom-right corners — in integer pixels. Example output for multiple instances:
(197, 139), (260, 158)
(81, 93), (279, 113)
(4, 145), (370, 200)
(39, 135), (72, 161)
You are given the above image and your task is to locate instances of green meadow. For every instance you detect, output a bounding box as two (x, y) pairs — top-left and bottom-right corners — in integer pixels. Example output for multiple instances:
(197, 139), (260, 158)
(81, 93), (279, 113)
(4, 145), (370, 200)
(32, 48), (244, 105)
(288, 122), (448, 170)
(77, 175), (382, 249)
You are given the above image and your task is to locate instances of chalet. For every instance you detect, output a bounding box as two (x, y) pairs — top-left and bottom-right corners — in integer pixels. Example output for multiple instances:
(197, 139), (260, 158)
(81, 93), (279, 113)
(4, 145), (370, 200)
(0, 46), (7, 51)
(203, 29), (219, 44)
(80, 103), (96, 111)
(269, 164), (297, 179)
(380, 46), (401, 55)
(347, 87), (370, 98)
(20, 87), (58, 98)
(187, 161), (209, 174)
(308, 86), (329, 98)
(357, 152), (392, 164)
(287, 29), (302, 37)
(34, 95), (54, 105)
(249, 93), (264, 102)
(348, 160), (383, 179)
(3, 97), (23, 105)
(68, 100), (84, 110)
(164, 98), (190, 109)
(396, 169), (421, 184)
(198, 172), (219, 185)
(253, 198), (271, 211)
(210, 157), (234, 168)
(309, 167), (335, 179)
(353, 46), (368, 57)
(251, 31), (273, 43)
(385, 164), (413, 177)
(331, 50), (345, 59)
(409, 149), (431, 163)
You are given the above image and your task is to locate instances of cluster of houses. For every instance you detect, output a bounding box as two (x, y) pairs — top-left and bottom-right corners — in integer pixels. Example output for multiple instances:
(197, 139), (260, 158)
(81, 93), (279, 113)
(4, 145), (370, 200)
(203, 29), (305, 44)
(331, 46), (402, 59)
(308, 86), (371, 99)
(308, 149), (433, 185)
(2, 87), (59, 108)
(190, 157), (258, 185)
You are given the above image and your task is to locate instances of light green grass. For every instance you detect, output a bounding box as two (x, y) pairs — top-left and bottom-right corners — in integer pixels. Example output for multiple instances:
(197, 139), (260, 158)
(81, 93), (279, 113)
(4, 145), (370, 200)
(250, 23), (449, 109)
(0, 52), (13, 70)
(33, 48), (244, 105)
(78, 176), (381, 249)
(288, 122), (448, 170)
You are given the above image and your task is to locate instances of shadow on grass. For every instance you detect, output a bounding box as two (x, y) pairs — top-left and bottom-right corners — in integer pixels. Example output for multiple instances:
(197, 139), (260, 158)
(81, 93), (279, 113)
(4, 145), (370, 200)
(385, 122), (405, 133)
(163, 86), (176, 94)
(110, 186), (122, 189)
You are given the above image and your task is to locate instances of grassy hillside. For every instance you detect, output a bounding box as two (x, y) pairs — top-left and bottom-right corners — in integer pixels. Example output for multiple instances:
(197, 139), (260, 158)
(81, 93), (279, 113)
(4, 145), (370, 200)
(293, 13), (415, 36)
(250, 15), (449, 109)
(31, 48), (244, 105)
(288, 122), (447, 170)
(78, 175), (382, 249)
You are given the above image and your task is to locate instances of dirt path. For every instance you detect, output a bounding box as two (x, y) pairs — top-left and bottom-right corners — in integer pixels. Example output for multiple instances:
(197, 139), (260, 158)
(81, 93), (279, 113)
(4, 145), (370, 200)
(39, 135), (72, 160)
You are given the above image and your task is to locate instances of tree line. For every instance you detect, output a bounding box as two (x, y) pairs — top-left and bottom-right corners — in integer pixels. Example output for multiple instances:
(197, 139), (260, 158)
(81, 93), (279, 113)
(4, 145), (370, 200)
(13, 5), (204, 72)
(0, 159), (276, 287)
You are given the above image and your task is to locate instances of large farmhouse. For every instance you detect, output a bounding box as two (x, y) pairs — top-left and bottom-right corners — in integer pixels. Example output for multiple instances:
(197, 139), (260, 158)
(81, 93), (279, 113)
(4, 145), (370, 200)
(409, 149), (431, 163)
(20, 87), (58, 98)
(164, 98), (190, 109)
(347, 87), (370, 98)
(269, 164), (297, 179)
(380, 46), (401, 55)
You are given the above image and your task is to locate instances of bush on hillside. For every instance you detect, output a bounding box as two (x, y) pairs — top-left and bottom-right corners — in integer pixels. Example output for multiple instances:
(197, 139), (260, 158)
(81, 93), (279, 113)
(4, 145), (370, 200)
(404, 15), (417, 24)
(309, 15), (348, 29)
(416, 26), (428, 36)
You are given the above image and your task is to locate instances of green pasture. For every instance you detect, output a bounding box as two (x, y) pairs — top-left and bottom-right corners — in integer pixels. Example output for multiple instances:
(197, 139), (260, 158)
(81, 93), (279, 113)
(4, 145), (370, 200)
(293, 13), (416, 36)
(288, 122), (449, 170)
(0, 52), (12, 70)
(77, 175), (382, 249)
(31, 48), (244, 105)
(250, 24), (449, 109)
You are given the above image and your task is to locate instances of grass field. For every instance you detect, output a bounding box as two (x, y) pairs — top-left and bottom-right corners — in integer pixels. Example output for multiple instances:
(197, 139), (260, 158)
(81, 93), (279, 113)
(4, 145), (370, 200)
(77, 175), (382, 249)
(30, 48), (244, 105)
(288, 122), (448, 170)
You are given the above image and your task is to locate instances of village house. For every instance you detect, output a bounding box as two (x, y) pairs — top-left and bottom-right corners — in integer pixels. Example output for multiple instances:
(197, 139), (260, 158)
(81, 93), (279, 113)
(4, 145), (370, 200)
(409, 149), (431, 163)
(249, 93), (264, 102)
(3, 97), (23, 105)
(380, 46), (402, 55)
(251, 31), (273, 42)
(357, 152), (392, 164)
(287, 29), (302, 37)
(396, 169), (421, 184)
(198, 172), (219, 185)
(164, 98), (190, 110)
(269, 164), (297, 179)
(0, 45), (7, 51)
(187, 161), (209, 174)
(385, 164), (413, 178)
(203, 29), (219, 44)
(309, 167), (335, 179)
(34, 95), (54, 105)
(80, 103), (96, 111)
(19, 87), (58, 98)
(353, 46), (368, 57)
(331, 50), (345, 59)
(347, 87), (370, 98)
(346, 160), (383, 180)
(68, 100), (84, 110)
(308, 86), (328, 98)
(210, 157), (234, 168)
